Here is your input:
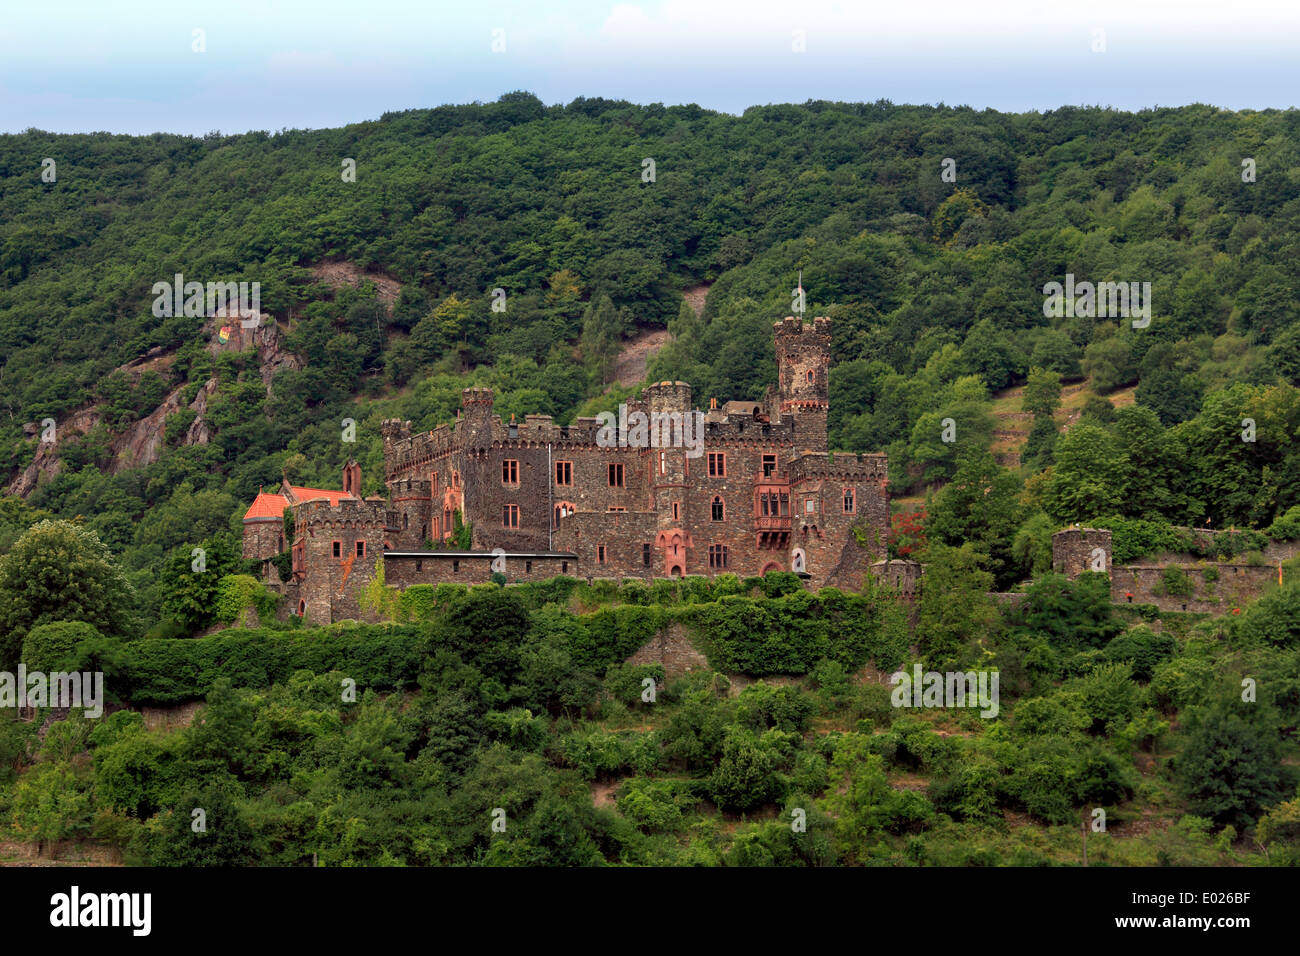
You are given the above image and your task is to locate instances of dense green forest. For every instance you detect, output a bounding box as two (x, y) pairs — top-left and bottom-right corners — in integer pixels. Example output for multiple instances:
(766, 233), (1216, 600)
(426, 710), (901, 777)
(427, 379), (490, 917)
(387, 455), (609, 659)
(3, 95), (1300, 865)
(2, 548), (1298, 866)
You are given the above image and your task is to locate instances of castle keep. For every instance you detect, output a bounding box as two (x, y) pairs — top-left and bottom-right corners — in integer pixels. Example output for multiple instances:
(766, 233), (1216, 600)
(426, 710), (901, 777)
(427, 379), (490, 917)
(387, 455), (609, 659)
(243, 317), (891, 623)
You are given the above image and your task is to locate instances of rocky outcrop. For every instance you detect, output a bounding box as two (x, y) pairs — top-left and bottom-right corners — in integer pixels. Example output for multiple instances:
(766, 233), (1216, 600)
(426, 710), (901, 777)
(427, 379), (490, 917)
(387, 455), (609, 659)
(8, 315), (303, 497)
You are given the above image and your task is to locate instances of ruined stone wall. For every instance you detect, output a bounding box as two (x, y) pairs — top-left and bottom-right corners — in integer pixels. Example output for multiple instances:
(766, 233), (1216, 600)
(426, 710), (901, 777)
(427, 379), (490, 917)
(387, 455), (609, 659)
(624, 622), (710, 678)
(1052, 528), (1114, 577)
(1111, 564), (1279, 614)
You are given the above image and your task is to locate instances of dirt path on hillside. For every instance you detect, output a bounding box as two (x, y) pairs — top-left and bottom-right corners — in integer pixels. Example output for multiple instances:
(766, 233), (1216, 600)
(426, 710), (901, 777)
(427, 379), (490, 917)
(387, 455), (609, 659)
(613, 329), (672, 387)
(682, 283), (710, 317)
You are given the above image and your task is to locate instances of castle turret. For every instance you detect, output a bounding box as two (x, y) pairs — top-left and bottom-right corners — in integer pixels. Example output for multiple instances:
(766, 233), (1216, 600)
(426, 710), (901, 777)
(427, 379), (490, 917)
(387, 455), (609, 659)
(774, 316), (830, 453)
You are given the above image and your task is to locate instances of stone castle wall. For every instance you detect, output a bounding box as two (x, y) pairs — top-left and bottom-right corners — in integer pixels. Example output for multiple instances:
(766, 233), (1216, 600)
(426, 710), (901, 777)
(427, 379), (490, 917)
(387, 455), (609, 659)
(1052, 527), (1285, 615)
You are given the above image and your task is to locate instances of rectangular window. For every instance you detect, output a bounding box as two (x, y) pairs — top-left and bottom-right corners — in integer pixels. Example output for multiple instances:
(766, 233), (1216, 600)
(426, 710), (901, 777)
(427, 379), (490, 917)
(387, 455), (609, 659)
(643, 543), (651, 566)
(760, 493), (770, 516)
(597, 545), (607, 564)
(415, 559), (422, 572)
(779, 494), (789, 516)
(672, 502), (680, 521)
(503, 504), (520, 528)
(659, 451), (667, 475)
(707, 452), (726, 477)
(608, 506), (626, 512)
(525, 560), (532, 574)
(762, 454), (776, 477)
(608, 463), (624, 487)
(332, 541), (342, 559)
(502, 459), (519, 484)
(843, 488), (855, 514)
(805, 499), (816, 514)
(453, 560), (459, 573)
(355, 541), (366, 558)
(562, 561), (568, 574)
(708, 544), (729, 569)
(555, 460), (573, 486)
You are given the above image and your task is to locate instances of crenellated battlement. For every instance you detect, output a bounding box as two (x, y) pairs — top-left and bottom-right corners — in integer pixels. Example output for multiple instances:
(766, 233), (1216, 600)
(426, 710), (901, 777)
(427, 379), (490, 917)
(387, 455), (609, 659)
(296, 496), (388, 526)
(788, 451), (888, 483)
(773, 315), (832, 339)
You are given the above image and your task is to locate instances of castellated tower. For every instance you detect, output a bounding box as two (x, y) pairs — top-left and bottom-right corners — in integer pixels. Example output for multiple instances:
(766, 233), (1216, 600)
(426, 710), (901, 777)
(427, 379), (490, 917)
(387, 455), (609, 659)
(642, 381), (695, 575)
(774, 316), (831, 454)
(294, 498), (387, 623)
(1052, 528), (1113, 578)
(460, 387), (495, 445)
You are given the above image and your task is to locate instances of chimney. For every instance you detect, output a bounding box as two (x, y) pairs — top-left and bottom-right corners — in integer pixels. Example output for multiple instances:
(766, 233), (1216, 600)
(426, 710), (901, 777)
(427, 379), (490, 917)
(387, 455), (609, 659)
(343, 459), (361, 497)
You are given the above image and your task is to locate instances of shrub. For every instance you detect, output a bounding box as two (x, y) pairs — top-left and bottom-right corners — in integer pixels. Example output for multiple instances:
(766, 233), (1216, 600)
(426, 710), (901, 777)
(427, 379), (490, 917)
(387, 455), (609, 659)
(1157, 566), (1194, 598)
(1175, 706), (1291, 828)
(213, 574), (280, 625)
(734, 682), (814, 733)
(1104, 626), (1177, 681)
(616, 778), (691, 832)
(20, 621), (103, 672)
(1268, 505), (1300, 541)
(708, 728), (783, 811)
(602, 662), (666, 706)
(110, 626), (424, 704)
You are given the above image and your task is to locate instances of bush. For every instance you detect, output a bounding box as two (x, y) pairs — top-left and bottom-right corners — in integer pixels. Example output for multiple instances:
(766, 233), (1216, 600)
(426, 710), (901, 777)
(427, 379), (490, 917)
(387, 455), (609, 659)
(616, 778), (691, 832)
(1103, 627), (1177, 681)
(734, 682), (814, 733)
(602, 662), (666, 706)
(1268, 505), (1300, 541)
(1175, 706), (1292, 828)
(1157, 566), (1194, 598)
(213, 574), (280, 625)
(708, 728), (784, 811)
(20, 621), (103, 672)
(682, 590), (903, 676)
(109, 625), (424, 704)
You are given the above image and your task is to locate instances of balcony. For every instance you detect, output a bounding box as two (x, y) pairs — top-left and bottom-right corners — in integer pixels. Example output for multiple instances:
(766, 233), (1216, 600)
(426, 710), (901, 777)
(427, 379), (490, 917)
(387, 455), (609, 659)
(753, 515), (791, 532)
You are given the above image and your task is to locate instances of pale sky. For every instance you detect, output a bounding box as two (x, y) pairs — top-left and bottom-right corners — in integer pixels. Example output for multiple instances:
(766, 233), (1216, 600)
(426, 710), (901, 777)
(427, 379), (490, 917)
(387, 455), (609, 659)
(2, 0), (1299, 134)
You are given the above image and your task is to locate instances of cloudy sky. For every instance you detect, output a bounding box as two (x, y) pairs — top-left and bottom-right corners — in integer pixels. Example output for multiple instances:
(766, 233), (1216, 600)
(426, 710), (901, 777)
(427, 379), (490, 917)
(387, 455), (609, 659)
(3, 0), (1299, 134)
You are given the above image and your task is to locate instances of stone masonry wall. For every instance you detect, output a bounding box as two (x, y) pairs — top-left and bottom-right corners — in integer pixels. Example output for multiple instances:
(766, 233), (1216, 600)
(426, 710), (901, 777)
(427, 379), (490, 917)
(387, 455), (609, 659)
(1112, 564), (1279, 614)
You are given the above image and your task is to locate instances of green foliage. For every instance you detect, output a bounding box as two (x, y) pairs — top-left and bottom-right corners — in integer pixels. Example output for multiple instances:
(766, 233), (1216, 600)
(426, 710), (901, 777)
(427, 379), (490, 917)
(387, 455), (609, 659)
(213, 574), (280, 625)
(20, 621), (103, 672)
(683, 589), (905, 676)
(1233, 584), (1300, 648)
(159, 533), (245, 634)
(1158, 566), (1194, 598)
(1013, 573), (1124, 651)
(1175, 705), (1292, 829)
(1269, 505), (1300, 541)
(0, 520), (136, 670)
(1103, 627), (1177, 682)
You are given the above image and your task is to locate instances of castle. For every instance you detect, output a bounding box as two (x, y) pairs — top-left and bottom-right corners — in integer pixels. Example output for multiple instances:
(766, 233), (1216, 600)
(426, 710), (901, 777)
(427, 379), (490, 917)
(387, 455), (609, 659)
(243, 316), (891, 623)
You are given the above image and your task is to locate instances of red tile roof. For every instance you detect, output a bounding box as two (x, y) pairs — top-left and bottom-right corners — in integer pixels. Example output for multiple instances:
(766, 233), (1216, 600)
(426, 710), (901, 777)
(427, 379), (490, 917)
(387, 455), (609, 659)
(288, 486), (353, 506)
(243, 492), (288, 521)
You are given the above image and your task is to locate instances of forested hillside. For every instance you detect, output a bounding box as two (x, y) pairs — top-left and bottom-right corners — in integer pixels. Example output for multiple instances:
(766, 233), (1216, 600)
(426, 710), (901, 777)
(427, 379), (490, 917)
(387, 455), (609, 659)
(4, 93), (1300, 625)
(4, 95), (1300, 867)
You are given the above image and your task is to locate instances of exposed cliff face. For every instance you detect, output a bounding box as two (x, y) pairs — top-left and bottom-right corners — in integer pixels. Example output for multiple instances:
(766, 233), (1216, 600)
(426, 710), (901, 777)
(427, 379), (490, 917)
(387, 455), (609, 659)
(7, 316), (302, 497)
(206, 313), (302, 391)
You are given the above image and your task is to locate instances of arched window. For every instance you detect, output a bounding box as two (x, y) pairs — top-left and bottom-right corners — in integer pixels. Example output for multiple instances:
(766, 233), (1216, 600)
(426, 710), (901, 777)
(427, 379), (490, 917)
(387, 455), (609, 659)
(711, 496), (724, 521)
